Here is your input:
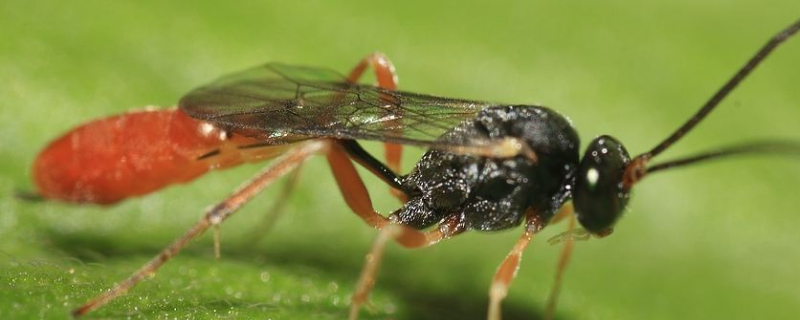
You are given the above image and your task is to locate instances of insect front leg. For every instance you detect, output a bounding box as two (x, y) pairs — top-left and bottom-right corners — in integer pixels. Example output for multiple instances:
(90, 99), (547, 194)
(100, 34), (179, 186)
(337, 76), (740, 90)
(545, 204), (577, 320)
(72, 141), (328, 317)
(488, 213), (546, 320)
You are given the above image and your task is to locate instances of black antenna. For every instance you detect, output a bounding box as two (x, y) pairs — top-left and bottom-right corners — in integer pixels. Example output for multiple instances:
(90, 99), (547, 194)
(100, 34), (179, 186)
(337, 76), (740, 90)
(623, 18), (800, 188)
(641, 18), (800, 160)
(646, 140), (800, 174)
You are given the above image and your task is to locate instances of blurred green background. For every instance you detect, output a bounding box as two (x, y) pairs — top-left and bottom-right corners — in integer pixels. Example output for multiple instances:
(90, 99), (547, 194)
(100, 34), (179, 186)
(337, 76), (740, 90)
(1, 1), (799, 319)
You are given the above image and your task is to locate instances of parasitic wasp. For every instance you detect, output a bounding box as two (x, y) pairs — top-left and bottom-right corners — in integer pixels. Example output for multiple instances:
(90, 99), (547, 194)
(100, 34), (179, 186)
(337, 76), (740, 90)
(30, 18), (800, 320)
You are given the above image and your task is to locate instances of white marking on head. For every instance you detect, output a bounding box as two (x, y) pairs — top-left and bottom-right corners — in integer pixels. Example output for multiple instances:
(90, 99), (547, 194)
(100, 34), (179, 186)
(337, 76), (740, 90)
(587, 168), (599, 186)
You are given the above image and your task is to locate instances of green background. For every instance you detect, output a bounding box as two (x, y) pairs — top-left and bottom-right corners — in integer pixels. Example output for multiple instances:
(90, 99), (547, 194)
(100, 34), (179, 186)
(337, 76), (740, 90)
(2, 1), (799, 319)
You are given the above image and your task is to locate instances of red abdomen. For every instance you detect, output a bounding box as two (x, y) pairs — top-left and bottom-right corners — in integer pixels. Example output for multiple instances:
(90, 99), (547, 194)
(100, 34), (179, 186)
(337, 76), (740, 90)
(33, 108), (277, 204)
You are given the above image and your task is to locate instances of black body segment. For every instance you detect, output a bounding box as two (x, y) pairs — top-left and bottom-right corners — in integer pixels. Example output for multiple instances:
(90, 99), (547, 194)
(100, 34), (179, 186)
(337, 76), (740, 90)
(396, 106), (580, 231)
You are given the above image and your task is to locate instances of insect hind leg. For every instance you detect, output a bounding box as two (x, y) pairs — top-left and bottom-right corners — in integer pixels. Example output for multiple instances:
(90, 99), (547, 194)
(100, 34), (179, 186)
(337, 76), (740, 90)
(71, 141), (327, 317)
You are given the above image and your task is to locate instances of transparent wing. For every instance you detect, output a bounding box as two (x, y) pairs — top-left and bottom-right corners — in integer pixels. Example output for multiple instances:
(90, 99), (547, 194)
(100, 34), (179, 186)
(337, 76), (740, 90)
(179, 63), (494, 148)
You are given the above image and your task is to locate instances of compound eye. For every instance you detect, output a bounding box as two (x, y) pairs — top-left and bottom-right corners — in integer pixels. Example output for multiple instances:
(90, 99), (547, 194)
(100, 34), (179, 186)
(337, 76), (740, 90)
(573, 135), (631, 234)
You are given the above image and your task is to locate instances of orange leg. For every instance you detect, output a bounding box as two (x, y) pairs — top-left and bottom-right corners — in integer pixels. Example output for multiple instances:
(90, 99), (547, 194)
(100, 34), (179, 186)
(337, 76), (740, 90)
(214, 164), (305, 259)
(326, 140), (389, 228)
(545, 206), (577, 320)
(488, 213), (547, 320)
(326, 141), (465, 319)
(348, 224), (400, 320)
(347, 52), (398, 91)
(71, 141), (328, 317)
(326, 141), (461, 246)
(348, 214), (466, 320)
(548, 202), (573, 224)
(346, 52), (405, 200)
(245, 164), (304, 244)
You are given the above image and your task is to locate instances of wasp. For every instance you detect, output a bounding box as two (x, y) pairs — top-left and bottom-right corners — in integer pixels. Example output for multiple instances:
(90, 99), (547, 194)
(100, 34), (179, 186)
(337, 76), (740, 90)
(31, 18), (800, 319)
